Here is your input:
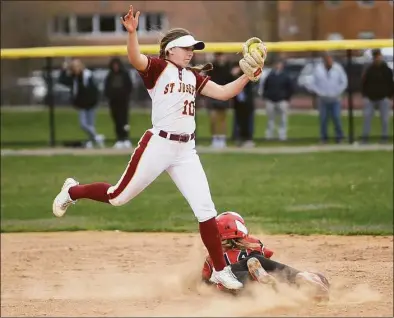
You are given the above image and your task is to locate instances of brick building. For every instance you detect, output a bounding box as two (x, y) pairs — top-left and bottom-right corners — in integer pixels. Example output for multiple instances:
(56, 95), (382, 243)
(1, 1), (392, 104)
(2, 1), (392, 63)
(279, 0), (393, 41)
(2, 0), (392, 51)
(1, 0), (276, 87)
(1, 1), (276, 48)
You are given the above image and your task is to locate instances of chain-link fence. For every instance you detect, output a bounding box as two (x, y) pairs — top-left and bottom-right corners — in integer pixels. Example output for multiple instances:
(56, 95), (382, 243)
(1, 43), (393, 148)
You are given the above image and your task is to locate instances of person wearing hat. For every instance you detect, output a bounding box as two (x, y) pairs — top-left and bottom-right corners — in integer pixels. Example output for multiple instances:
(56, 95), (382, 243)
(361, 49), (394, 143)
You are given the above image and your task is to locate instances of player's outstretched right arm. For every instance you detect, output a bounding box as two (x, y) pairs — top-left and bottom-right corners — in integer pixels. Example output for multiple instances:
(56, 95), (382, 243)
(120, 5), (148, 72)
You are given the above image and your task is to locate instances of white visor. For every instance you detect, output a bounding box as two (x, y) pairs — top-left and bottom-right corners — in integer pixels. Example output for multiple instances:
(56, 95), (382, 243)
(164, 35), (205, 52)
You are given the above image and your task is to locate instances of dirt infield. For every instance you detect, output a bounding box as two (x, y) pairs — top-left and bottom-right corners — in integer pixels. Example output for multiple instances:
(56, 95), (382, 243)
(1, 232), (393, 317)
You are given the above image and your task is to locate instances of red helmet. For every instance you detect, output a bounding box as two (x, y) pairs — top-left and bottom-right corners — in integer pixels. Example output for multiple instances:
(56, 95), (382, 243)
(216, 211), (248, 240)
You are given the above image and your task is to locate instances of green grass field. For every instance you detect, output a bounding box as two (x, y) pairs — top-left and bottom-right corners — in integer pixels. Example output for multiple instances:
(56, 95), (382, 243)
(1, 107), (392, 147)
(1, 151), (392, 235)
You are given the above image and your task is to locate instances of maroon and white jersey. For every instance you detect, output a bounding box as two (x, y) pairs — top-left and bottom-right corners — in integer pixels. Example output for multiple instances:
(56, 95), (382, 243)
(138, 56), (210, 135)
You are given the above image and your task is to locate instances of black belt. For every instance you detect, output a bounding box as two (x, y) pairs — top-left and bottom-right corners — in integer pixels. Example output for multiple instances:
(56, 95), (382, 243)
(158, 130), (195, 143)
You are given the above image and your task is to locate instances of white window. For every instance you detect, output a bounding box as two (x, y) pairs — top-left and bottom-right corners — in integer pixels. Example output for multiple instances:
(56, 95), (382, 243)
(325, 0), (342, 7)
(358, 31), (375, 39)
(145, 13), (163, 32)
(358, 0), (375, 7)
(99, 15), (116, 33)
(121, 13), (165, 34)
(49, 13), (166, 36)
(75, 16), (93, 33)
(51, 16), (71, 35)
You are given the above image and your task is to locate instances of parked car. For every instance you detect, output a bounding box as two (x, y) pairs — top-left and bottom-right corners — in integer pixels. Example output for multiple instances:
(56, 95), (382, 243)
(9, 66), (161, 107)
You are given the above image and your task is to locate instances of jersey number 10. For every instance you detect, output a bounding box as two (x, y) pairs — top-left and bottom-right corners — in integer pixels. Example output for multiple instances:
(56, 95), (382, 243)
(182, 100), (195, 116)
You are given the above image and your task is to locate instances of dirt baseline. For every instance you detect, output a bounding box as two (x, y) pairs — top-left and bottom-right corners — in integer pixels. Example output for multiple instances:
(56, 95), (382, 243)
(1, 232), (393, 317)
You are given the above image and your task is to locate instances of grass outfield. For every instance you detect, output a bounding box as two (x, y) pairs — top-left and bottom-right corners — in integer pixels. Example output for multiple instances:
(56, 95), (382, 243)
(1, 151), (392, 235)
(1, 107), (392, 147)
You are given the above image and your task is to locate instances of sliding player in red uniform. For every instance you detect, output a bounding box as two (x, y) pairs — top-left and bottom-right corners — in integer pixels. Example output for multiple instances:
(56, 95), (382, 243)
(202, 212), (330, 301)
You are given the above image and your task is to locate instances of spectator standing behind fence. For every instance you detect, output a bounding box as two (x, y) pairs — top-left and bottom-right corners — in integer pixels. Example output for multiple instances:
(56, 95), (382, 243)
(59, 58), (104, 148)
(104, 57), (133, 149)
(305, 53), (348, 144)
(231, 64), (256, 147)
(361, 49), (394, 143)
(261, 59), (293, 141)
(207, 53), (233, 149)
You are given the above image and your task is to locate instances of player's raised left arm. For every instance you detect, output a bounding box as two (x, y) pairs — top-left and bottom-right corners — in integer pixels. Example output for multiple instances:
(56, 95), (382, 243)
(121, 5), (148, 72)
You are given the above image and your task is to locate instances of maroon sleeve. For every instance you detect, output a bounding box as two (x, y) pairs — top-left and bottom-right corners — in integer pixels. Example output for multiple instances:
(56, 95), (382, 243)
(138, 56), (168, 90)
(193, 71), (211, 94)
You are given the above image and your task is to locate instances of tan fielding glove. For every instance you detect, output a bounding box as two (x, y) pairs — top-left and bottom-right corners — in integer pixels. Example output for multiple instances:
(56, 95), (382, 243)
(242, 37), (267, 66)
(239, 58), (262, 82)
(240, 37), (268, 81)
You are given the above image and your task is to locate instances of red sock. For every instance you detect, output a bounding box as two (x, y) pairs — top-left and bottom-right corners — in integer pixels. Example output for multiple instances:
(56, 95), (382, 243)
(199, 217), (226, 271)
(69, 183), (111, 203)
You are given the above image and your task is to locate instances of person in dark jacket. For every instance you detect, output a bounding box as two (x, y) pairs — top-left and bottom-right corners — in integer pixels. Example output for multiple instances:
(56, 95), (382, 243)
(231, 64), (256, 147)
(104, 57), (133, 149)
(262, 59), (294, 141)
(361, 49), (394, 143)
(58, 58), (104, 148)
(207, 53), (234, 148)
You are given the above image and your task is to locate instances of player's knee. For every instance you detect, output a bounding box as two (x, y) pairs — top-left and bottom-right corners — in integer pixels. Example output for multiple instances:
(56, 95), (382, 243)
(109, 197), (126, 206)
(107, 188), (128, 207)
(107, 183), (142, 207)
(108, 189), (137, 207)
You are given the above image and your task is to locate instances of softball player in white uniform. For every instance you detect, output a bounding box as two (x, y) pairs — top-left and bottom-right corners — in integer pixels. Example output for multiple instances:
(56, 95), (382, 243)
(53, 5), (267, 290)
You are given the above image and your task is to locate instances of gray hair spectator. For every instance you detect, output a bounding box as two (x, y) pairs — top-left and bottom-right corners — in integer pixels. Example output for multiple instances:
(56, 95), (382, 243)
(361, 49), (394, 143)
(305, 52), (348, 144)
(261, 58), (294, 141)
(59, 58), (104, 148)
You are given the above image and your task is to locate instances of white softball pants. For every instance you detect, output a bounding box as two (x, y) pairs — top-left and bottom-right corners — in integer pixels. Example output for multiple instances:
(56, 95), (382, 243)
(107, 129), (217, 222)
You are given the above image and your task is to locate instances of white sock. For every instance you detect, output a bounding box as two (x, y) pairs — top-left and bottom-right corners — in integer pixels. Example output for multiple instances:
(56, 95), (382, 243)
(212, 135), (219, 145)
(218, 135), (227, 147)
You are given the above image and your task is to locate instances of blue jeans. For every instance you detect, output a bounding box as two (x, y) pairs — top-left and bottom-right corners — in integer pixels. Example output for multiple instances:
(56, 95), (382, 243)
(362, 98), (391, 141)
(318, 99), (344, 142)
(79, 108), (97, 141)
